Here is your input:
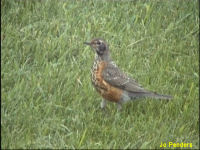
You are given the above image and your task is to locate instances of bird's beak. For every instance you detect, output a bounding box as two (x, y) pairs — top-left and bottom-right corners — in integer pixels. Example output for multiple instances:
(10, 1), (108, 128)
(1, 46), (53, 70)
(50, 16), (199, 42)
(83, 42), (91, 45)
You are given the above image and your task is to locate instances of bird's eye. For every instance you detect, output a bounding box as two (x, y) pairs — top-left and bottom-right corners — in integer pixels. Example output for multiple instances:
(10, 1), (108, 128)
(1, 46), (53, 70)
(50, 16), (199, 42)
(96, 41), (101, 45)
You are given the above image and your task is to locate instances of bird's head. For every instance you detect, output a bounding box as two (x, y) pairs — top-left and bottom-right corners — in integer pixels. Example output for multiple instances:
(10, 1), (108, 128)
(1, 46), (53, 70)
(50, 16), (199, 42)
(84, 38), (109, 57)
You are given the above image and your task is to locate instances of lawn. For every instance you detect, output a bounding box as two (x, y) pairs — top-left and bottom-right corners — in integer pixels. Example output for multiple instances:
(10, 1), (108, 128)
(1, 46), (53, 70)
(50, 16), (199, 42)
(1, 0), (199, 149)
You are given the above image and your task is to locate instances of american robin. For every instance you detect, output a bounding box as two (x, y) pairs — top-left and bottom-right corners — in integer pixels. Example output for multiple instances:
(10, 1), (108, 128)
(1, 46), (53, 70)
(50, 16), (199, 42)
(84, 38), (172, 110)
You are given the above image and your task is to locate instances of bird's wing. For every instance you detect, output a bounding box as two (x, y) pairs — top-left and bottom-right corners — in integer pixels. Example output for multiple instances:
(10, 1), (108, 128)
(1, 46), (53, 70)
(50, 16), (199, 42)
(102, 62), (149, 93)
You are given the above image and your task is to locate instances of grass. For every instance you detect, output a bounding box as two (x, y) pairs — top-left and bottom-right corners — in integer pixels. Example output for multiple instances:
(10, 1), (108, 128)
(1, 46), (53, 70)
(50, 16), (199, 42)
(1, 0), (199, 149)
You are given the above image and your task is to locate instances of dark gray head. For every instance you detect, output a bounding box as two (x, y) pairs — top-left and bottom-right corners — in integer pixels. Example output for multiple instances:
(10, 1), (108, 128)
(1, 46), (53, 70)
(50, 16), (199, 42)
(84, 38), (110, 60)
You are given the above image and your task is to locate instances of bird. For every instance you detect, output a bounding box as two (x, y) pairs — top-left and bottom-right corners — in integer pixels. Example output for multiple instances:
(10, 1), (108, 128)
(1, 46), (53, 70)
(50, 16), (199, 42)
(84, 38), (172, 110)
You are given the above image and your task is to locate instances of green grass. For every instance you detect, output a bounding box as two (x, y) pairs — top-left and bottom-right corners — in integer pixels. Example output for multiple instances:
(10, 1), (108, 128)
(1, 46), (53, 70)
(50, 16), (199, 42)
(1, 0), (199, 149)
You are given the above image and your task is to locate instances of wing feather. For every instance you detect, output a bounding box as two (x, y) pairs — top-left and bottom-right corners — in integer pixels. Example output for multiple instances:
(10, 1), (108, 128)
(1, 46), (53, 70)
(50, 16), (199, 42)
(102, 62), (149, 93)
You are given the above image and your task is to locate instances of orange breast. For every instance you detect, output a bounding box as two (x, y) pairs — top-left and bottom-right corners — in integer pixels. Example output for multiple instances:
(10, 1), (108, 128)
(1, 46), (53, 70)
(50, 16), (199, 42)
(93, 61), (123, 102)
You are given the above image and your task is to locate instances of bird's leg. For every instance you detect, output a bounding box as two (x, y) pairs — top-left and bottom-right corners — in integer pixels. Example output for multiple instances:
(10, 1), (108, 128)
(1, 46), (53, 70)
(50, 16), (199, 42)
(117, 102), (122, 111)
(100, 99), (107, 109)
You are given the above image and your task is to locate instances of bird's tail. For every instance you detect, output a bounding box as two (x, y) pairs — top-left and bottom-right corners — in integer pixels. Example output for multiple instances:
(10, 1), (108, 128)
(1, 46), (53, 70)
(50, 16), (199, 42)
(128, 91), (172, 100)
